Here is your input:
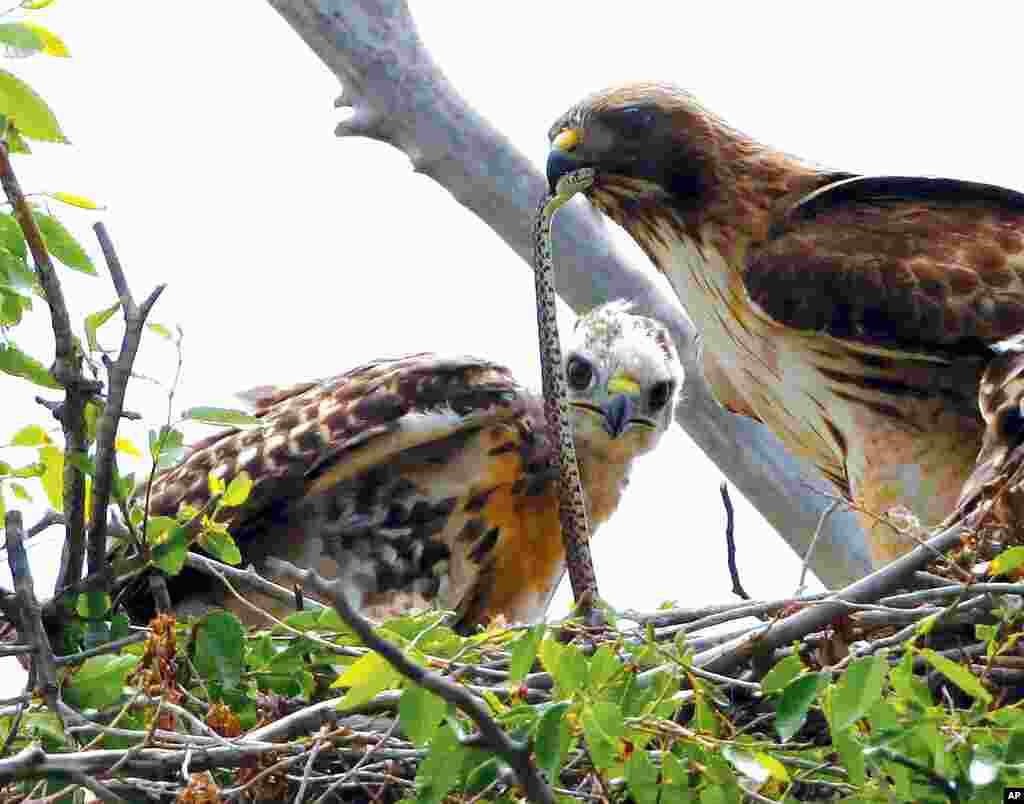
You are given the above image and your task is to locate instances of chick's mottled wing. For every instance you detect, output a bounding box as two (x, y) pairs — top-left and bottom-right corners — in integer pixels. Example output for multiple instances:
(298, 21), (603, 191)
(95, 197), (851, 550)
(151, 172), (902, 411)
(147, 353), (556, 627)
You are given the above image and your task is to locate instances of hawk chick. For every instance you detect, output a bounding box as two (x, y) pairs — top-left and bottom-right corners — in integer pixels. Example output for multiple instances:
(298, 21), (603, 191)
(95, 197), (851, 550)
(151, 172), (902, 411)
(140, 302), (682, 629)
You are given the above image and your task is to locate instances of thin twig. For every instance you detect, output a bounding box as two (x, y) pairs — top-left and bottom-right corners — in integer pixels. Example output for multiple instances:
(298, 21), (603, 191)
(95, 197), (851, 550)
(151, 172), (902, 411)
(26, 510), (64, 540)
(313, 720), (401, 804)
(267, 557), (556, 804)
(86, 221), (166, 579)
(797, 499), (841, 596)
(185, 552), (326, 614)
(719, 482), (749, 600)
(695, 511), (981, 675)
(0, 664), (34, 758)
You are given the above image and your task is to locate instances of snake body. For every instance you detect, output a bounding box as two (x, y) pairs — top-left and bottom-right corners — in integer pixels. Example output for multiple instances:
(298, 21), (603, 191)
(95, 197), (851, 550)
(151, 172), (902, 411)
(532, 168), (599, 609)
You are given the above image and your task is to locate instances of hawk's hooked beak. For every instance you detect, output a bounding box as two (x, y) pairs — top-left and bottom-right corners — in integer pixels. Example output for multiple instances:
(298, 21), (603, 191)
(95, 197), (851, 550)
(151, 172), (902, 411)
(547, 128), (590, 193)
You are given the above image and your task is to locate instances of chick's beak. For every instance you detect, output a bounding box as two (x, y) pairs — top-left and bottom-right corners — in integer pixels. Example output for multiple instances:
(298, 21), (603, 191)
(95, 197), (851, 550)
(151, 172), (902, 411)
(547, 128), (586, 193)
(601, 373), (641, 438)
(603, 393), (634, 439)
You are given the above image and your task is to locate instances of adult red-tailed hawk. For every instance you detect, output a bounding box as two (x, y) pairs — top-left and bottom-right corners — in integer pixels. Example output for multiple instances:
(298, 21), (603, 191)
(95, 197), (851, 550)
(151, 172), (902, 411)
(139, 302), (681, 629)
(546, 82), (1024, 565)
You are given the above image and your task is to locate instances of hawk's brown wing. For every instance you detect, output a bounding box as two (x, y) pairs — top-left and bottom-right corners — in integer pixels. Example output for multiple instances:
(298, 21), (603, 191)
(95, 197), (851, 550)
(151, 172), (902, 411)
(140, 353), (559, 628)
(746, 175), (1024, 352)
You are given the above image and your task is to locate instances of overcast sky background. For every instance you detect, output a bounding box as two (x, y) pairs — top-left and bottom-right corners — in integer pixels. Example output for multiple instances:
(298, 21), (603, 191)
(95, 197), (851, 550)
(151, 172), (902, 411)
(2, 3), (1022, 694)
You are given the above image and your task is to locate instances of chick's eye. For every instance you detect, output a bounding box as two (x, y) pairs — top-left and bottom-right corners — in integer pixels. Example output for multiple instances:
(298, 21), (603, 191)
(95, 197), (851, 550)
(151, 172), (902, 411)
(648, 381), (673, 411)
(611, 106), (657, 139)
(566, 357), (593, 391)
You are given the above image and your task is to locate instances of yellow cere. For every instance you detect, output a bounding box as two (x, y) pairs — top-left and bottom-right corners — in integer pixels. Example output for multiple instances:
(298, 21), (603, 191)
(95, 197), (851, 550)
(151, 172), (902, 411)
(607, 373), (641, 396)
(552, 128), (579, 151)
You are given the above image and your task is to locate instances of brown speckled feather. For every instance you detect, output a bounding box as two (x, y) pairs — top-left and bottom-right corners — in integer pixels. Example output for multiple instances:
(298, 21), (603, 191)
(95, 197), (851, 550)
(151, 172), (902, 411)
(747, 176), (1024, 349)
(143, 353), (554, 629)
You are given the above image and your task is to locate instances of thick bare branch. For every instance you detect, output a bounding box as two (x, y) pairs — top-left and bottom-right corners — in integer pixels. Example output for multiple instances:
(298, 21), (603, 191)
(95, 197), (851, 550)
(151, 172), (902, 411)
(263, 0), (872, 587)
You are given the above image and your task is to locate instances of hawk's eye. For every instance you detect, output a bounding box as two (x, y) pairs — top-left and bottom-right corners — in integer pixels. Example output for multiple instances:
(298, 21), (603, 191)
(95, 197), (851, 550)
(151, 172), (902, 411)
(648, 381), (674, 412)
(609, 106), (657, 139)
(566, 357), (593, 391)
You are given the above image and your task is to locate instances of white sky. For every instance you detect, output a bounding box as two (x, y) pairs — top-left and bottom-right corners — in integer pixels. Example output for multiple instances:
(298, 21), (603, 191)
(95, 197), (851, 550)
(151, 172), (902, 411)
(2, 3), (1022, 695)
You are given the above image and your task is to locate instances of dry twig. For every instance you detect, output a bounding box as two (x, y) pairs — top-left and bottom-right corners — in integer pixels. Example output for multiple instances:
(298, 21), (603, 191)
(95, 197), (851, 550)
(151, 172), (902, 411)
(267, 557), (557, 804)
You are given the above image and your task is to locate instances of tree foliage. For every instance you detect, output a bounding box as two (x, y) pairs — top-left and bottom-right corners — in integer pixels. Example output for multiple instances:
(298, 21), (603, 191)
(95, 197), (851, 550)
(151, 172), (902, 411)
(0, 4), (1023, 803)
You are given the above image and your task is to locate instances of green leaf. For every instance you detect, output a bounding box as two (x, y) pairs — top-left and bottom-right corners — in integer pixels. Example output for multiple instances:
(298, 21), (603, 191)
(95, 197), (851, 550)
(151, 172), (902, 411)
(151, 524), (189, 576)
(831, 654), (888, 730)
(0, 214), (25, 258)
(0, 249), (36, 293)
(775, 672), (828, 742)
(115, 437), (142, 459)
(221, 471), (253, 508)
(661, 754), (694, 804)
(32, 212), (94, 274)
(149, 426), (185, 470)
(414, 723), (464, 804)
(508, 623), (544, 684)
(0, 68), (65, 142)
(38, 443), (62, 510)
(991, 545), (1024, 577)
(722, 745), (771, 785)
(333, 651), (401, 708)
(918, 648), (992, 704)
(833, 726), (866, 786)
(147, 321), (172, 339)
(0, 342), (60, 388)
(0, 287), (23, 324)
(182, 406), (262, 428)
(589, 644), (621, 688)
(761, 652), (804, 696)
(399, 684), (448, 747)
(626, 749), (661, 804)
(534, 701), (570, 781)
(9, 481), (31, 502)
(84, 301), (120, 352)
(64, 654), (139, 710)
(193, 611), (245, 694)
(890, 649), (932, 709)
(581, 701), (623, 770)
(110, 612), (131, 641)
(10, 423), (47, 446)
(197, 526), (241, 565)
(47, 191), (100, 209)
(22, 1), (57, 10)
(20, 22), (67, 56)
(75, 590), (110, 620)
(0, 23), (44, 56)
(557, 642), (588, 695)
(144, 515), (178, 544)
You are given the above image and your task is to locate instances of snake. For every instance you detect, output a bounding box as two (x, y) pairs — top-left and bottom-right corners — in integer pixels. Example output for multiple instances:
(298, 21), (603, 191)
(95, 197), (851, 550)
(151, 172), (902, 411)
(532, 167), (600, 612)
